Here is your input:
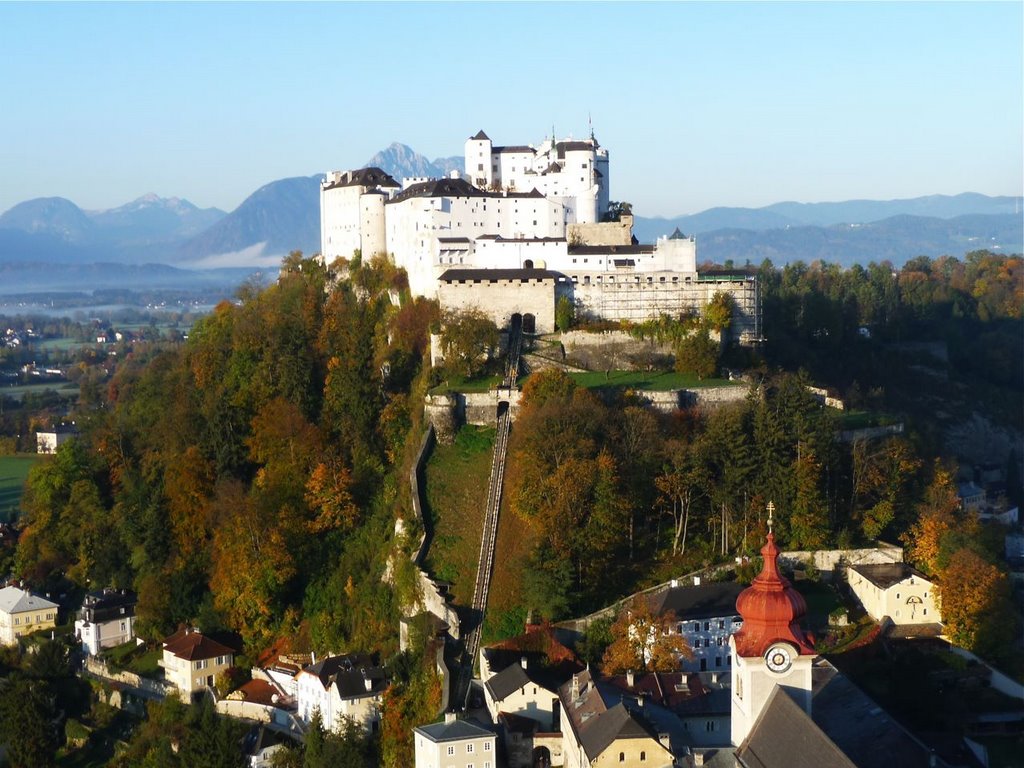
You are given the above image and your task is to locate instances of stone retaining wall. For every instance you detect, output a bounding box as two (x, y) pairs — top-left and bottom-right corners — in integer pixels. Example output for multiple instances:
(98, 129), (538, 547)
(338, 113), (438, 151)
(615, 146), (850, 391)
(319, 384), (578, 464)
(779, 542), (903, 578)
(407, 425), (460, 641)
(559, 330), (675, 371)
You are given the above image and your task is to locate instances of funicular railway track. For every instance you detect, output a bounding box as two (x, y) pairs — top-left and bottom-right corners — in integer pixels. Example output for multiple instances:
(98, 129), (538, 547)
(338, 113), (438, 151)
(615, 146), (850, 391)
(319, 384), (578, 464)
(455, 316), (522, 707)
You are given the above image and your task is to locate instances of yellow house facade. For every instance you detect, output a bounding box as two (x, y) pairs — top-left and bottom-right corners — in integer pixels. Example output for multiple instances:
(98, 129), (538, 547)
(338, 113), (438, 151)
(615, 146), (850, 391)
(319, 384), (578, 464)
(0, 586), (59, 645)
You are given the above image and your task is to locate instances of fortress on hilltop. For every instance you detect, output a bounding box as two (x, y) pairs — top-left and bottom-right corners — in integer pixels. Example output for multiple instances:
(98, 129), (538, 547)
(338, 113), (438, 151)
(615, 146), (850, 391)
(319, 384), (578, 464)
(320, 128), (761, 342)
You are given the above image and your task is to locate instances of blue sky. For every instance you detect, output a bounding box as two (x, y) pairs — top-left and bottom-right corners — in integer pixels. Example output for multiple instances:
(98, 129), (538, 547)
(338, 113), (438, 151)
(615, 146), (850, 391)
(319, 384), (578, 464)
(1, 1), (1021, 218)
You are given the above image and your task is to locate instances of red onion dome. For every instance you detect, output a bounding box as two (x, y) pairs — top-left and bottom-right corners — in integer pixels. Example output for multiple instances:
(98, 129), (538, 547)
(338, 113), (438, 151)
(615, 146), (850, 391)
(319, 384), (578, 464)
(732, 532), (815, 658)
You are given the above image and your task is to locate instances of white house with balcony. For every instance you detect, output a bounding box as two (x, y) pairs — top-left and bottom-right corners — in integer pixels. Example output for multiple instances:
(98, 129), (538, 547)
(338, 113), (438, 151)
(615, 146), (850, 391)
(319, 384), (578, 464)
(160, 627), (236, 701)
(74, 588), (137, 655)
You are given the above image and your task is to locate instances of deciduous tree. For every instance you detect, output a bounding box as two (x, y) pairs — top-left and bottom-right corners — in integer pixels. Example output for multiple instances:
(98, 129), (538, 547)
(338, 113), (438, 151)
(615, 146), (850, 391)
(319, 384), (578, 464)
(601, 596), (692, 673)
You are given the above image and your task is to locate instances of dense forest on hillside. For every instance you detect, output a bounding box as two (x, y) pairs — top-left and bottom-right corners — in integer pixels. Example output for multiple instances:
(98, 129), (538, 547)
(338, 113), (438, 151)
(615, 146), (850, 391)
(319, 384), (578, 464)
(2, 249), (1021, 764)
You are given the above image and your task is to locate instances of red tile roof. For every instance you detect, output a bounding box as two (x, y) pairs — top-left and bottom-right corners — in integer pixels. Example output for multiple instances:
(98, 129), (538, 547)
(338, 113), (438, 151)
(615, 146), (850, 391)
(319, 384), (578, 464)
(163, 628), (235, 661)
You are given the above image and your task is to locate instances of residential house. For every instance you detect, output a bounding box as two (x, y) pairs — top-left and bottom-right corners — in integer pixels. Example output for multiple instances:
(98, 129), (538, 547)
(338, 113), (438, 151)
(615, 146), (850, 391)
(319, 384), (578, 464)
(74, 588), (137, 655)
(294, 653), (387, 734)
(480, 623), (582, 768)
(558, 668), (674, 768)
(36, 424), (78, 455)
(957, 482), (986, 513)
(0, 586), (58, 645)
(650, 579), (745, 672)
(604, 670), (732, 749)
(484, 657), (563, 767)
(242, 725), (290, 768)
(161, 627), (236, 701)
(846, 563), (940, 626)
(414, 713), (497, 768)
(484, 657), (560, 731)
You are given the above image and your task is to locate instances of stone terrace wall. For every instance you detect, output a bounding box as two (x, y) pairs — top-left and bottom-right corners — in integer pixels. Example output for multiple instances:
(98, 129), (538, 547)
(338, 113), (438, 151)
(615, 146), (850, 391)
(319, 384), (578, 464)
(779, 542), (903, 579)
(407, 425), (461, 640)
(560, 330), (674, 371)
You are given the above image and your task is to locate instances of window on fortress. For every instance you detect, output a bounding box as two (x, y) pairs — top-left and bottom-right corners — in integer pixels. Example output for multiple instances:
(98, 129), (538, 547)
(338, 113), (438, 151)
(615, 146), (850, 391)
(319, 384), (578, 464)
(478, 164), (484, 171)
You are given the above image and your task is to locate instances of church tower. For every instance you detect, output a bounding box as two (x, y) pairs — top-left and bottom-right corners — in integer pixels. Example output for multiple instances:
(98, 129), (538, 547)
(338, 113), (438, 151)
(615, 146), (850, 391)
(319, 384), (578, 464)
(730, 503), (817, 746)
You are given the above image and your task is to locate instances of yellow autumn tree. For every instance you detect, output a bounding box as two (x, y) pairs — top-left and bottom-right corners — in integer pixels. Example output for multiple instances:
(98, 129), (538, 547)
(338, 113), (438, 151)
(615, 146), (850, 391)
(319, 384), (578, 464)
(902, 464), (960, 575)
(937, 548), (1014, 655)
(601, 596), (692, 673)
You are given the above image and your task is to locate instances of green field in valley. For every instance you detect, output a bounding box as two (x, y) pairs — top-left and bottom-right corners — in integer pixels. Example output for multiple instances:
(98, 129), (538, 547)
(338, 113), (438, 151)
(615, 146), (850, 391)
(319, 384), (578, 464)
(0, 453), (44, 521)
(1, 381), (80, 402)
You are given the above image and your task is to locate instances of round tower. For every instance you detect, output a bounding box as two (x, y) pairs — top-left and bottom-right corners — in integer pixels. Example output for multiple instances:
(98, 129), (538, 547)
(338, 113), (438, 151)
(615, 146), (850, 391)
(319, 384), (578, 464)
(730, 506), (817, 746)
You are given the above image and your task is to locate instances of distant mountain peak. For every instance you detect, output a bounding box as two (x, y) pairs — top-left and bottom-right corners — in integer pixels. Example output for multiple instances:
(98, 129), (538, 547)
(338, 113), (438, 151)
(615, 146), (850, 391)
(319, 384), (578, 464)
(364, 144), (462, 182)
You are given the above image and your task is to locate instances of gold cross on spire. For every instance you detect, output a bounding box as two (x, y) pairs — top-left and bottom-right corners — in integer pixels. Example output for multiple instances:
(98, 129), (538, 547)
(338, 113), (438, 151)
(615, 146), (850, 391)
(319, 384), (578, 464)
(766, 500), (775, 534)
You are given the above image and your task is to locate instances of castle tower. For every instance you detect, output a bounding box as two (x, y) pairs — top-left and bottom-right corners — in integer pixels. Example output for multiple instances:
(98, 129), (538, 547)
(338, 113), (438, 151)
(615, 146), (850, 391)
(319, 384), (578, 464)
(730, 503), (817, 746)
(464, 130), (493, 189)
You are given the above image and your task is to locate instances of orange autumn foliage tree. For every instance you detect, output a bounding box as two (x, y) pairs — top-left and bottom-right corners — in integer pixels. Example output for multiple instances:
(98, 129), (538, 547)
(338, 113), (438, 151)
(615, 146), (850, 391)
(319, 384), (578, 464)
(937, 548), (1014, 655)
(902, 464), (961, 576)
(602, 596), (692, 674)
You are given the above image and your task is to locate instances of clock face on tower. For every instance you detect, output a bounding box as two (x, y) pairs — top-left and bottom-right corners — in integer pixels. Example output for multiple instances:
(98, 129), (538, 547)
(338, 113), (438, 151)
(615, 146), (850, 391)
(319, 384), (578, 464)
(764, 643), (793, 673)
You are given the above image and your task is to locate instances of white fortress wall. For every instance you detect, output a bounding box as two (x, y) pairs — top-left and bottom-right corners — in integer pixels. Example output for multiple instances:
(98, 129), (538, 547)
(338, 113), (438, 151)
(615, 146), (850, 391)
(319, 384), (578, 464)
(473, 237), (567, 270)
(320, 182), (364, 263)
(437, 272), (557, 334)
(359, 191), (387, 259)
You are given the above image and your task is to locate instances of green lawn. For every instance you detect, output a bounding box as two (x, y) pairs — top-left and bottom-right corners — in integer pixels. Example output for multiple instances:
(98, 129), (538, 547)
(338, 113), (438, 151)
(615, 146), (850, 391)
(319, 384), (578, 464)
(422, 426), (495, 605)
(37, 337), (93, 352)
(569, 370), (735, 390)
(836, 409), (900, 430)
(792, 578), (843, 629)
(0, 453), (44, 521)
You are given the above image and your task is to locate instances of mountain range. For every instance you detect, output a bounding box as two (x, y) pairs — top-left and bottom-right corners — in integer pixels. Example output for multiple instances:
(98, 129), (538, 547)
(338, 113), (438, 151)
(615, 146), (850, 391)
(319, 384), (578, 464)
(0, 142), (1020, 294)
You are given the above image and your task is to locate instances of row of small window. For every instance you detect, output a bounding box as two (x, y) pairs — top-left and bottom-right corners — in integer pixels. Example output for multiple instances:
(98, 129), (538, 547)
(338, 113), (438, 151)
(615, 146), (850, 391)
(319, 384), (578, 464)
(446, 742), (492, 755)
(691, 637), (726, 648)
(193, 656), (228, 671)
(681, 721), (720, 732)
(569, 275), (694, 284)
(12, 613), (55, 625)
(618, 751), (649, 761)
(682, 620), (730, 633)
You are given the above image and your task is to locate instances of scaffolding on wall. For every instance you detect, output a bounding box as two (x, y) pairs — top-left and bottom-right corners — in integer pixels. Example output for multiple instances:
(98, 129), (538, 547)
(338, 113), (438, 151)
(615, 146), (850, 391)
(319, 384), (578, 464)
(563, 270), (763, 344)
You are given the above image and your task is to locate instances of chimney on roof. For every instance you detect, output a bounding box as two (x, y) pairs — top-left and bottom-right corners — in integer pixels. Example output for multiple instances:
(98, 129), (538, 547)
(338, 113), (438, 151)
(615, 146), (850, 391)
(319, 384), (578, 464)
(444, 712), (456, 724)
(693, 752), (705, 766)
(520, 656), (528, 670)
(571, 674), (580, 701)
(693, 576), (701, 586)
(626, 670), (635, 688)
(363, 671), (373, 692)
(670, 579), (678, 588)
